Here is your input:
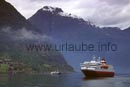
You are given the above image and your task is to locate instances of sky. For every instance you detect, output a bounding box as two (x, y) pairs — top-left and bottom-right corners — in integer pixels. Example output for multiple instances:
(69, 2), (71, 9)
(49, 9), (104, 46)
(6, 0), (130, 29)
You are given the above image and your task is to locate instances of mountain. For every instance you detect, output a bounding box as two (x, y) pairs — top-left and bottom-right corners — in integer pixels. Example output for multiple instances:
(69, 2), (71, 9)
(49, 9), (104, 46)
(28, 6), (99, 40)
(28, 6), (130, 73)
(0, 0), (39, 32)
(29, 6), (129, 40)
(0, 1), (73, 72)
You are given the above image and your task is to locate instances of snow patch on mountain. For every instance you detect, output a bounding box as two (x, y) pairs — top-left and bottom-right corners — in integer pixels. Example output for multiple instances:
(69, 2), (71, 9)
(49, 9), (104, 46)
(58, 12), (81, 19)
(42, 6), (82, 19)
(42, 6), (63, 13)
(42, 6), (56, 12)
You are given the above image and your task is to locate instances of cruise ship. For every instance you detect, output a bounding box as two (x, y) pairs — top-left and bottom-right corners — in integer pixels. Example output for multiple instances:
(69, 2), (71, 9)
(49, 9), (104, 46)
(80, 56), (115, 77)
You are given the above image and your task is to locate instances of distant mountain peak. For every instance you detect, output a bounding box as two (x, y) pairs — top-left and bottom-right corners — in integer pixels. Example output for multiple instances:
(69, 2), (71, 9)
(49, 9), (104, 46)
(42, 6), (82, 20)
(42, 6), (63, 14)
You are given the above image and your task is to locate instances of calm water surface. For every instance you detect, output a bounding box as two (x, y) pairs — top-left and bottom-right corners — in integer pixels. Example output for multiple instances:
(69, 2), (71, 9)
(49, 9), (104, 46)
(0, 73), (130, 87)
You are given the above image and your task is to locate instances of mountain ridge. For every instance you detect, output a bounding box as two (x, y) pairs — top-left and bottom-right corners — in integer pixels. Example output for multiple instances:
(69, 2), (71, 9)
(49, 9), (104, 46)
(28, 6), (130, 40)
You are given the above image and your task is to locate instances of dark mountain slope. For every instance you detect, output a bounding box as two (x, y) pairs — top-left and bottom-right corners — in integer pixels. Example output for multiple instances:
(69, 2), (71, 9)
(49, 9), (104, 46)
(0, 1), (73, 72)
(0, 0), (39, 32)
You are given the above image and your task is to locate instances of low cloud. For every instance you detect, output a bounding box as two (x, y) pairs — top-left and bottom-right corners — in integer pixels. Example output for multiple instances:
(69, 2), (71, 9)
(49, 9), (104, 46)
(1, 27), (52, 41)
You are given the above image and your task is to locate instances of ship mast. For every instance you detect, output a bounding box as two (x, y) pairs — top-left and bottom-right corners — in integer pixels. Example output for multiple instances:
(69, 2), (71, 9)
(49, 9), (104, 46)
(92, 55), (96, 61)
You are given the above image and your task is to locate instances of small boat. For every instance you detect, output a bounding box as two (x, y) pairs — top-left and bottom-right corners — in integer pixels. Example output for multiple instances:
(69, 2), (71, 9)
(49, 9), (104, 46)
(50, 71), (61, 75)
(80, 56), (115, 77)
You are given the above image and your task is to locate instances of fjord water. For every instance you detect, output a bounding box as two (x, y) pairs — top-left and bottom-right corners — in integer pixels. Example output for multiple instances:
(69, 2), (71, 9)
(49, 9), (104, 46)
(0, 73), (130, 87)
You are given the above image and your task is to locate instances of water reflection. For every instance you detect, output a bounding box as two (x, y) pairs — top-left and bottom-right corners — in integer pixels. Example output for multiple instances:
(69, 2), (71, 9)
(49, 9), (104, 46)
(0, 73), (81, 87)
(81, 75), (130, 87)
(0, 73), (130, 87)
(82, 76), (108, 80)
